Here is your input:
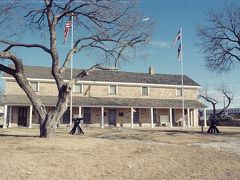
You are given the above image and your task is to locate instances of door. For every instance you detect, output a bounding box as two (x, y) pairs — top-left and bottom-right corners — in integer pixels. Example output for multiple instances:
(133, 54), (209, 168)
(172, 109), (176, 125)
(83, 107), (91, 124)
(18, 107), (27, 126)
(108, 109), (116, 126)
(133, 108), (139, 124)
(153, 108), (157, 123)
(62, 107), (70, 124)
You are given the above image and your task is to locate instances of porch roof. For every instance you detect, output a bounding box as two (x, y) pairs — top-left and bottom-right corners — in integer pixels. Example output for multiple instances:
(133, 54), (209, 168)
(1, 95), (207, 109)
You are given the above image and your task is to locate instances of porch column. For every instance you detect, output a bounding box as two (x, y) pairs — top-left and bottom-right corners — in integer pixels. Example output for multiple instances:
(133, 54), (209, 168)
(131, 108), (134, 128)
(3, 105), (8, 129)
(169, 108), (173, 127)
(187, 108), (190, 127)
(29, 105), (33, 128)
(150, 107), (154, 128)
(189, 110), (192, 126)
(193, 109), (198, 127)
(204, 109), (207, 127)
(101, 107), (104, 128)
(78, 106), (82, 118)
(8, 106), (12, 128)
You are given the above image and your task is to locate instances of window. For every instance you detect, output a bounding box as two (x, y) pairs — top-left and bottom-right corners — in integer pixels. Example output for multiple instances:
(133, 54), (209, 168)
(119, 112), (124, 117)
(109, 85), (117, 95)
(141, 86), (149, 96)
(30, 82), (39, 92)
(73, 84), (82, 93)
(176, 88), (182, 97)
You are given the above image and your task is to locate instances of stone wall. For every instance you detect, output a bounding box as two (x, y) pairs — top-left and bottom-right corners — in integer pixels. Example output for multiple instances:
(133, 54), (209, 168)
(5, 80), (199, 100)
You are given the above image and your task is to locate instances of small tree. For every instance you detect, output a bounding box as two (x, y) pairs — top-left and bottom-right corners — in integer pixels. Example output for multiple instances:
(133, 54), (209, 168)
(0, 0), (153, 138)
(197, 3), (240, 73)
(199, 85), (233, 133)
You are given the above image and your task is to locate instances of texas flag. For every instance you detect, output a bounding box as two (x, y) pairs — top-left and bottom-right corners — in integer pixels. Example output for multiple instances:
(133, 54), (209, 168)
(177, 43), (182, 61)
(173, 30), (181, 45)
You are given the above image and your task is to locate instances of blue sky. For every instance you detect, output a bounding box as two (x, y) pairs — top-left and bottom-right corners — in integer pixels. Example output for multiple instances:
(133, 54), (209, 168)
(135, 0), (240, 108)
(1, 0), (240, 108)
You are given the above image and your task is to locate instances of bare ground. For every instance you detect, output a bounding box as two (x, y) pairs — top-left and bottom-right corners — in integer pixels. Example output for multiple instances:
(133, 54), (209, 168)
(0, 126), (240, 180)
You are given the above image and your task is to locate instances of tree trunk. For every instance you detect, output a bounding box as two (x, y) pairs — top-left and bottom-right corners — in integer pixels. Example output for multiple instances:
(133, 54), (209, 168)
(39, 89), (69, 138)
(39, 112), (56, 138)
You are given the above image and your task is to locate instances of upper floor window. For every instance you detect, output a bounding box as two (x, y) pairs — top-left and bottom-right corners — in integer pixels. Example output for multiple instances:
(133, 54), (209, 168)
(73, 84), (83, 93)
(109, 85), (117, 95)
(30, 82), (39, 92)
(141, 86), (149, 96)
(176, 88), (182, 97)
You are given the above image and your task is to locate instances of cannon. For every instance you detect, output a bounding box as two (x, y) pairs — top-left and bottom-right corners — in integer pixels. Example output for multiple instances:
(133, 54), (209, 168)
(70, 118), (84, 135)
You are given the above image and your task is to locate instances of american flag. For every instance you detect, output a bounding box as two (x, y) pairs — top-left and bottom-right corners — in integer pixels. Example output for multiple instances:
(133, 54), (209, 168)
(63, 17), (72, 43)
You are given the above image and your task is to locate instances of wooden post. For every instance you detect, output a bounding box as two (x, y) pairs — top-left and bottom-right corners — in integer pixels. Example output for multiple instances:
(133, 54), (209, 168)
(150, 107), (154, 128)
(131, 108), (134, 128)
(169, 108), (173, 127)
(29, 105), (33, 128)
(8, 106), (12, 128)
(204, 109), (207, 127)
(3, 105), (7, 129)
(101, 107), (104, 128)
(187, 108), (190, 127)
(78, 106), (82, 118)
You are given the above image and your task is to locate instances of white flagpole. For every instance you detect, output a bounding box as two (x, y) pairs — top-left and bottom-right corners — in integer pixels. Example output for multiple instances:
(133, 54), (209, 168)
(180, 27), (186, 127)
(70, 14), (74, 127)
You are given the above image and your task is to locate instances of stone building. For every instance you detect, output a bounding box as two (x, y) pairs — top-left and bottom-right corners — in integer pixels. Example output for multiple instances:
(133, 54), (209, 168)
(1, 66), (207, 128)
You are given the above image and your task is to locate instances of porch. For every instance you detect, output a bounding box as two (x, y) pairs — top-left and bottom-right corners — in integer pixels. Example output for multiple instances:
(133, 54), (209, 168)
(1, 95), (207, 128)
(2, 105), (207, 129)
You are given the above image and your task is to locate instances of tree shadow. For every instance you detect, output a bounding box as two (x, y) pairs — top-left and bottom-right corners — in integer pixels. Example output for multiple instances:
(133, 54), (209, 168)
(135, 128), (240, 136)
(0, 133), (39, 138)
(136, 129), (196, 134)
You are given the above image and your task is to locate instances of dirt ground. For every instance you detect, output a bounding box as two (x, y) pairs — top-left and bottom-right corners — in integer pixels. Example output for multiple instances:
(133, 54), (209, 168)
(0, 126), (240, 180)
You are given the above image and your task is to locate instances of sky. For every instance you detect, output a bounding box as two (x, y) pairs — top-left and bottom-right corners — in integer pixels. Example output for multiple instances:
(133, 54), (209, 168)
(135, 0), (240, 108)
(0, 0), (240, 108)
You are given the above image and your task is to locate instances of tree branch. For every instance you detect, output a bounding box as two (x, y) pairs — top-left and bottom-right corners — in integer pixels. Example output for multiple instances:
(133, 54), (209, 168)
(1, 40), (51, 54)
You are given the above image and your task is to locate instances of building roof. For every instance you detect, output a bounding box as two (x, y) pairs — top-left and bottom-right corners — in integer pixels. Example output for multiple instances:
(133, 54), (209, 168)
(1, 95), (207, 108)
(3, 65), (200, 86)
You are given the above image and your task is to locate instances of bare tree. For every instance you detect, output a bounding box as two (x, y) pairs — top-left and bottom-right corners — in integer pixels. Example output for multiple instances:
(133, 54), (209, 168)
(199, 85), (233, 133)
(197, 3), (240, 73)
(0, 0), (153, 138)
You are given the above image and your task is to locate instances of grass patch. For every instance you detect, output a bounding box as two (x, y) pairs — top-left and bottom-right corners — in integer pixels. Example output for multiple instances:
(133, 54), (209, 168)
(0, 126), (240, 180)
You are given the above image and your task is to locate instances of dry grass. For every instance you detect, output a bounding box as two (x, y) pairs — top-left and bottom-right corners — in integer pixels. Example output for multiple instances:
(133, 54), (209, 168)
(0, 126), (240, 180)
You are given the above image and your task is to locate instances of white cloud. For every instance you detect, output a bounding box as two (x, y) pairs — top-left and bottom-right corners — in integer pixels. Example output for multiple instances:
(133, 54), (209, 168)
(149, 41), (171, 49)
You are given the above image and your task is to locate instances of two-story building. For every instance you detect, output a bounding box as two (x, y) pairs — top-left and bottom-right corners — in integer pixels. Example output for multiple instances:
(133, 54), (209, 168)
(1, 66), (207, 128)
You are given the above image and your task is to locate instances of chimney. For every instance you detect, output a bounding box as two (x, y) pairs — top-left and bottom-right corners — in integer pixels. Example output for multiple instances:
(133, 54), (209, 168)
(149, 67), (155, 75)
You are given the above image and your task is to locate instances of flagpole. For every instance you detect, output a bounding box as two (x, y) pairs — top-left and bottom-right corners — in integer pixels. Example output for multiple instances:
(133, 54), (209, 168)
(70, 14), (73, 127)
(180, 27), (185, 127)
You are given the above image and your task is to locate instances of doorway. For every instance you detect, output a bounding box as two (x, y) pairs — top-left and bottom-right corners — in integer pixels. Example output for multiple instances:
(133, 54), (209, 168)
(18, 107), (27, 126)
(108, 109), (116, 126)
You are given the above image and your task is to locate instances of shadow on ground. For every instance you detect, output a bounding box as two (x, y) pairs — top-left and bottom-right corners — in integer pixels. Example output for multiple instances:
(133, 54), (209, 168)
(133, 128), (240, 136)
(0, 133), (38, 138)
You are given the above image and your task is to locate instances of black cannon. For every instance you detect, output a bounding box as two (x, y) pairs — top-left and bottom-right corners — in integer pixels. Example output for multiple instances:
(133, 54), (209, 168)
(70, 118), (84, 135)
(207, 115), (220, 133)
